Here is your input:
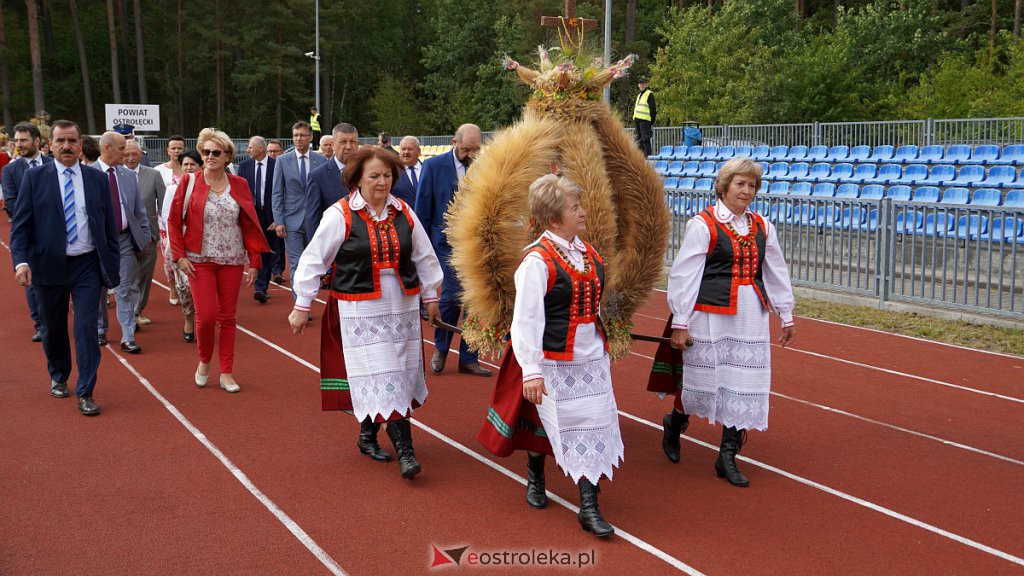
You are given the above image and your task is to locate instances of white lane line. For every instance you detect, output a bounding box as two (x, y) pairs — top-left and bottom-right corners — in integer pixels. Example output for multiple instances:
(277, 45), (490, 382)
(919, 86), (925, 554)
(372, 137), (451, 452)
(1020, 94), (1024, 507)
(106, 346), (347, 576)
(618, 411), (1024, 569)
(232, 318), (703, 574)
(627, 349), (1023, 466)
(647, 288), (1023, 360)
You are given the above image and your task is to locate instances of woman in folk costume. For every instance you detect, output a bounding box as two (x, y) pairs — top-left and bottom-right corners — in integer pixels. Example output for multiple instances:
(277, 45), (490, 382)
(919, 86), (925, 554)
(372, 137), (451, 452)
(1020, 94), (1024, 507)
(648, 158), (796, 487)
(492, 174), (623, 537)
(288, 146), (443, 479)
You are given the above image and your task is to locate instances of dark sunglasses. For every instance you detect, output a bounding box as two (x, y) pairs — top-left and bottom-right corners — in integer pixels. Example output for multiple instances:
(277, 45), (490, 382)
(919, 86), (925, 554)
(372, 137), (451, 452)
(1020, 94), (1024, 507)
(201, 149), (224, 158)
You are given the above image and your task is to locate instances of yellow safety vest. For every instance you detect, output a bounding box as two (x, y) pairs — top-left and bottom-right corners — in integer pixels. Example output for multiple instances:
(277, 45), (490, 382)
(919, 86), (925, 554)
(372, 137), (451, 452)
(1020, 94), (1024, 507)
(309, 114), (321, 132)
(633, 90), (652, 121)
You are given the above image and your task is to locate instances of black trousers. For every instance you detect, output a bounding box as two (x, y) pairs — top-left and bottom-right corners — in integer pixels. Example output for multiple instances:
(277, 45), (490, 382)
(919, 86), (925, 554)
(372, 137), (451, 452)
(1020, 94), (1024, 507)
(634, 120), (654, 157)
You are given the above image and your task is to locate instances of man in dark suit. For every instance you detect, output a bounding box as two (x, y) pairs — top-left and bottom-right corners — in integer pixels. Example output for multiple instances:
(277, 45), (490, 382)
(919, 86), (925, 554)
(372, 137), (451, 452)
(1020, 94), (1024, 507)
(271, 121), (326, 290)
(11, 120), (120, 416)
(2, 122), (52, 342)
(304, 122), (359, 236)
(124, 139), (165, 325)
(393, 135), (422, 208)
(95, 131), (150, 354)
(414, 123), (491, 377)
(238, 136), (278, 303)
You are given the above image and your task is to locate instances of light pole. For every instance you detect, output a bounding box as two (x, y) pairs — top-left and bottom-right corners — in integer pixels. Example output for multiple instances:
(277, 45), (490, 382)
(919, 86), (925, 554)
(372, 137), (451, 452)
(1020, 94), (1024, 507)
(603, 0), (611, 104)
(305, 0), (321, 113)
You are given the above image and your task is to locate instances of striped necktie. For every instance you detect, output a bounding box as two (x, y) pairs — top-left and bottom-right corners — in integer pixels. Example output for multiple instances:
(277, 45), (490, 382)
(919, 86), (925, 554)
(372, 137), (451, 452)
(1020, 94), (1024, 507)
(63, 168), (78, 245)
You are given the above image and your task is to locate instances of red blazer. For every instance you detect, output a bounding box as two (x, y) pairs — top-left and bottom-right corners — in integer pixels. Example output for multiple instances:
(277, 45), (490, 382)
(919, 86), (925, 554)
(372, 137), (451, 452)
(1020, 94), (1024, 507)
(167, 172), (271, 269)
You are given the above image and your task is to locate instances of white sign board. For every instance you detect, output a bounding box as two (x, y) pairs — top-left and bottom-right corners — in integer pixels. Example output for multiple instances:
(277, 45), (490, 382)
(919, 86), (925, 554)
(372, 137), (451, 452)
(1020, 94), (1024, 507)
(105, 104), (160, 132)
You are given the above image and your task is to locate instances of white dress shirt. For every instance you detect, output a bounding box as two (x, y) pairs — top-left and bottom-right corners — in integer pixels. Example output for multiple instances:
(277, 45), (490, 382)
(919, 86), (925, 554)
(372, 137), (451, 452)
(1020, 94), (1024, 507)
(405, 161), (422, 186)
(452, 150), (466, 182)
(96, 159), (129, 232)
(668, 202), (795, 329)
(510, 231), (605, 382)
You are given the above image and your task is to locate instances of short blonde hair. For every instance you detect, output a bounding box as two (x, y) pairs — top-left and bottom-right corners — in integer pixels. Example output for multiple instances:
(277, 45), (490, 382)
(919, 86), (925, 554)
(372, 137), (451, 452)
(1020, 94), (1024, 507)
(528, 174), (582, 230)
(197, 127), (235, 158)
(715, 157), (762, 199)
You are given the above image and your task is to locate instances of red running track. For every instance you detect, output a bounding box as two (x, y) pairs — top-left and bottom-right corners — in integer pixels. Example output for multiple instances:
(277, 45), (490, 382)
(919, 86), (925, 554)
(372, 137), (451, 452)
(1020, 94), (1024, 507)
(2, 221), (1023, 575)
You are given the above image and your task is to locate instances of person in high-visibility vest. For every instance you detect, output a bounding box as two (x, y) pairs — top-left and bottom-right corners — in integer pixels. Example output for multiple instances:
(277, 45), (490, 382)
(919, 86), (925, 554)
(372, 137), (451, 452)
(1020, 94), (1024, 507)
(632, 77), (656, 157)
(309, 106), (322, 150)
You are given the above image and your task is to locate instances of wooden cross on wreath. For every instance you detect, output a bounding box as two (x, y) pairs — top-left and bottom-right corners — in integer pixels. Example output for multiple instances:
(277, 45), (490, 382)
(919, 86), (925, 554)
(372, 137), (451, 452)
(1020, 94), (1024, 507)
(540, 0), (598, 46)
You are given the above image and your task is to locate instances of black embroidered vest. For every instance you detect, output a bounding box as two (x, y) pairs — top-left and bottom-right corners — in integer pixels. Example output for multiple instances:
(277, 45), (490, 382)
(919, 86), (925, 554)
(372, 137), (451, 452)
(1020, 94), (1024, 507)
(331, 198), (420, 301)
(694, 206), (768, 314)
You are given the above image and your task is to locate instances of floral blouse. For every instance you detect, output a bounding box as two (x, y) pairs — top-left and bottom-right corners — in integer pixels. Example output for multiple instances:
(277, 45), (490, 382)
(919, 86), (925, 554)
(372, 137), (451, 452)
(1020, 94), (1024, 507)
(185, 191), (248, 266)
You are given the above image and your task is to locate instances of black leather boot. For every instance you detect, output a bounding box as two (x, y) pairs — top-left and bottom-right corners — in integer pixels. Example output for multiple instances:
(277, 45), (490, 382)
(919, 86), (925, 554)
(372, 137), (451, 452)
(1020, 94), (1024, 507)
(577, 478), (614, 537)
(525, 453), (547, 508)
(357, 417), (392, 462)
(662, 410), (690, 463)
(714, 426), (749, 487)
(385, 418), (421, 479)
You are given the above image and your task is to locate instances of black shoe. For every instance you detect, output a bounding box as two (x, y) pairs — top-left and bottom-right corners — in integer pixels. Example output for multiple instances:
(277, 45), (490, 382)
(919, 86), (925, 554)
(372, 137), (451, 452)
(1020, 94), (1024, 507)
(357, 417), (392, 462)
(272, 274), (285, 284)
(254, 291), (268, 304)
(662, 411), (690, 464)
(458, 362), (492, 377)
(307, 313), (314, 322)
(430, 350), (446, 374)
(31, 330), (43, 342)
(183, 331), (195, 343)
(526, 453), (547, 508)
(77, 396), (101, 416)
(715, 426), (750, 487)
(97, 333), (108, 346)
(120, 341), (142, 354)
(385, 418), (421, 479)
(50, 380), (70, 398)
(577, 478), (614, 537)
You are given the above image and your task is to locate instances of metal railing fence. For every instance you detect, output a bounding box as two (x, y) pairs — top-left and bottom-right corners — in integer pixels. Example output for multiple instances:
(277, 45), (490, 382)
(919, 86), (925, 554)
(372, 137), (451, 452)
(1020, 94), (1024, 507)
(663, 189), (1024, 319)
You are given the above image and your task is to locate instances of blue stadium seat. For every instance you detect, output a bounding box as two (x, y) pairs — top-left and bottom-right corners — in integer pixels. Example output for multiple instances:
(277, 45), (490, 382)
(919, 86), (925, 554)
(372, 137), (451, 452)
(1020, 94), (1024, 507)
(1008, 171), (1024, 189)
(918, 165), (956, 186)
(946, 166), (985, 188)
(859, 209), (880, 231)
(823, 163), (854, 183)
(940, 188), (970, 205)
(924, 213), (956, 237)
(789, 202), (818, 225)
(769, 182), (791, 195)
(701, 145), (720, 161)
(848, 145), (871, 163)
(766, 162), (789, 181)
(865, 164), (902, 185)
(655, 145), (673, 159)
(970, 188), (1002, 206)
(756, 162), (770, 176)
(841, 206), (868, 229)
(787, 162), (811, 180)
(850, 164), (878, 183)
(955, 215), (989, 240)
(784, 145), (808, 162)
(896, 210), (924, 234)
(809, 163), (832, 182)
(892, 145), (919, 163)
(671, 145), (689, 159)
(963, 144), (1000, 165)
(791, 182), (813, 195)
(817, 206), (843, 228)
(918, 145), (945, 164)
(912, 186), (940, 203)
(891, 164), (928, 185)
(751, 145), (771, 160)
(935, 145), (970, 164)
(687, 145), (704, 160)
(718, 145), (736, 160)
(734, 145), (753, 158)
(767, 145), (789, 161)
(806, 145), (829, 162)
(697, 161), (717, 177)
(812, 183), (836, 197)
(666, 161), (685, 177)
(1005, 190), (1024, 207)
(979, 166), (1017, 188)
(992, 144), (1024, 166)
(759, 180), (769, 194)
(827, 146), (850, 162)
(866, 145), (895, 163)
(695, 178), (714, 191)
(654, 160), (669, 174)
(979, 217), (1024, 243)
(860, 185), (885, 200)
(681, 161), (700, 176)
(886, 185), (912, 201)
(677, 177), (696, 190)
(669, 196), (688, 216)
(836, 184), (860, 198)
(664, 177), (680, 189)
